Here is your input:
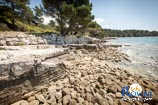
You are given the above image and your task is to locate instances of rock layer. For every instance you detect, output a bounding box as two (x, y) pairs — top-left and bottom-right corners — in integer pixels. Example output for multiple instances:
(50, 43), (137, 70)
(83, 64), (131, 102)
(0, 32), (98, 46)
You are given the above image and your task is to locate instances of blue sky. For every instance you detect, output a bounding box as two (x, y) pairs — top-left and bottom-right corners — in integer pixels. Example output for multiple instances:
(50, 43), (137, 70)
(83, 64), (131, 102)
(30, 0), (41, 9)
(30, 0), (158, 31)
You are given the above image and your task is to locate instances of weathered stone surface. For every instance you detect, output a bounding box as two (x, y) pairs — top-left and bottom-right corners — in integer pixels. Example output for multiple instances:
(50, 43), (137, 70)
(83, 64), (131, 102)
(11, 100), (29, 105)
(35, 94), (46, 103)
(69, 99), (77, 105)
(119, 100), (131, 105)
(95, 93), (108, 105)
(0, 32), (101, 46)
(23, 91), (35, 99)
(55, 91), (63, 100)
(0, 40), (6, 46)
(115, 92), (122, 98)
(62, 88), (70, 96)
(27, 96), (35, 102)
(77, 97), (84, 104)
(63, 95), (71, 105)
(29, 100), (39, 105)
(6, 44), (158, 105)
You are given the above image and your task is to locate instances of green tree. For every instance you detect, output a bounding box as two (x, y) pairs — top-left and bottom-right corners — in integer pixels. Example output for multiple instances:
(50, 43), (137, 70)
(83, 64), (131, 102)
(0, 0), (30, 29)
(49, 20), (55, 27)
(42, 0), (94, 35)
(88, 21), (101, 29)
(23, 7), (34, 24)
(33, 5), (44, 24)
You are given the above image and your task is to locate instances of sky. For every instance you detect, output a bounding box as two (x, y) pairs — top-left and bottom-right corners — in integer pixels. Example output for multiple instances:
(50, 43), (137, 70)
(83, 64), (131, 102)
(30, 0), (158, 31)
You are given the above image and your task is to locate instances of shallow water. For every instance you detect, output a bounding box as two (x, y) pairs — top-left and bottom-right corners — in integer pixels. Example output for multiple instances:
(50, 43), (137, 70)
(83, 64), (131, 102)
(107, 37), (158, 80)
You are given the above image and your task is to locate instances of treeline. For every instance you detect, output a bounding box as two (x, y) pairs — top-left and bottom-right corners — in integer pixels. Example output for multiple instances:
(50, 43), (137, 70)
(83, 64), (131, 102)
(0, 0), (94, 35)
(102, 29), (158, 37)
(0, 0), (47, 32)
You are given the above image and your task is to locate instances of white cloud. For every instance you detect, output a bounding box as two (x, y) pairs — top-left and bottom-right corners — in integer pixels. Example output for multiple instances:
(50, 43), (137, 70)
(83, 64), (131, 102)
(94, 18), (104, 24)
(42, 15), (54, 25)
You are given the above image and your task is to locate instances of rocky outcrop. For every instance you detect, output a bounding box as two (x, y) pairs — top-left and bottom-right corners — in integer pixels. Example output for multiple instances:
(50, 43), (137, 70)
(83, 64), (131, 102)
(0, 32), (46, 46)
(64, 44), (122, 50)
(0, 45), (68, 63)
(0, 45), (68, 105)
(0, 61), (67, 105)
(0, 32), (100, 46)
(11, 47), (158, 105)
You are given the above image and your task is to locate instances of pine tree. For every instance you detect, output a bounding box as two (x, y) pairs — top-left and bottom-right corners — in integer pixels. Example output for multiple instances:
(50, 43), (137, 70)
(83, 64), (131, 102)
(33, 5), (44, 24)
(42, 0), (94, 35)
(0, 0), (31, 29)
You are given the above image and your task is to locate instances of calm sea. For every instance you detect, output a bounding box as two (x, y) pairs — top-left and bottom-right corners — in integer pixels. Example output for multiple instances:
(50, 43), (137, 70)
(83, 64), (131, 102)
(107, 37), (158, 80)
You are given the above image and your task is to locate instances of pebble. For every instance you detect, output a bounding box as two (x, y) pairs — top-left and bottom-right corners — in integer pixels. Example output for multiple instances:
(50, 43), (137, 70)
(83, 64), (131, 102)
(115, 92), (122, 98)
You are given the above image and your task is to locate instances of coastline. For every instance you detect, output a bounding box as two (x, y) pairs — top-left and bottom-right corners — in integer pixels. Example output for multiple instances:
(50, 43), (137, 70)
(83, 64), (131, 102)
(11, 45), (158, 105)
(0, 32), (157, 105)
(106, 37), (158, 80)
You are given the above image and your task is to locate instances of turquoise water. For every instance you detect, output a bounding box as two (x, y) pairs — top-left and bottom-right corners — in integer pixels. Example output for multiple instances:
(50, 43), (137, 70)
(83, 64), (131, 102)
(108, 37), (158, 46)
(108, 37), (158, 80)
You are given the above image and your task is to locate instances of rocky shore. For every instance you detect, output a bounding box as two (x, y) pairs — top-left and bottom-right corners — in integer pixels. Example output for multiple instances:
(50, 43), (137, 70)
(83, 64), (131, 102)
(0, 32), (158, 105)
(11, 46), (158, 105)
(0, 32), (99, 46)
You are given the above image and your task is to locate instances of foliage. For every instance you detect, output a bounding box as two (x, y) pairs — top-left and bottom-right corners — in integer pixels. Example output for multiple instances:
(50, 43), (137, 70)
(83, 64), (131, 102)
(103, 29), (158, 37)
(23, 7), (34, 24)
(0, 0), (30, 28)
(88, 21), (101, 29)
(49, 20), (55, 27)
(16, 21), (55, 33)
(42, 0), (94, 35)
(0, 0), (56, 33)
(0, 47), (6, 50)
(15, 42), (25, 46)
(33, 5), (44, 24)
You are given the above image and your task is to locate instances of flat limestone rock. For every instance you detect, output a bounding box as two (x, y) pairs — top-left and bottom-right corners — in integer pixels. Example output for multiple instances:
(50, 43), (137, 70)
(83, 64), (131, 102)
(0, 45), (68, 64)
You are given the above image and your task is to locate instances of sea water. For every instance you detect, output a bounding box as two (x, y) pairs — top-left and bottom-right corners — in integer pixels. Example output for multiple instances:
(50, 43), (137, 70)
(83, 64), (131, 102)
(107, 37), (158, 80)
